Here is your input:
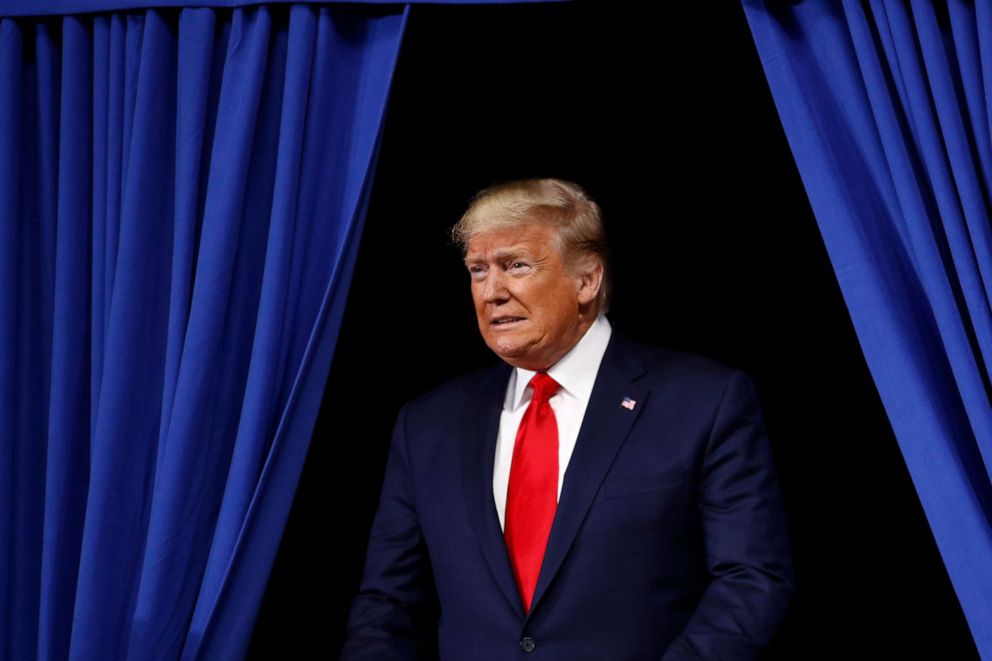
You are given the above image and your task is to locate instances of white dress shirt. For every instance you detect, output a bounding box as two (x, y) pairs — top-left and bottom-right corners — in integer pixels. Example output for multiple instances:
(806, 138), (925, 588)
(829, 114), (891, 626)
(493, 314), (612, 531)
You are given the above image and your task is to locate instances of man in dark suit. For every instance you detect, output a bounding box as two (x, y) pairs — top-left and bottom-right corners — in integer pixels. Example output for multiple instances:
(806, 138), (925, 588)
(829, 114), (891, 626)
(342, 178), (794, 660)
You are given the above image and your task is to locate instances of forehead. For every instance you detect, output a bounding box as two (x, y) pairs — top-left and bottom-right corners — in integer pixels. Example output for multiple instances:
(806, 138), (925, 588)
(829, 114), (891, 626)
(464, 223), (559, 260)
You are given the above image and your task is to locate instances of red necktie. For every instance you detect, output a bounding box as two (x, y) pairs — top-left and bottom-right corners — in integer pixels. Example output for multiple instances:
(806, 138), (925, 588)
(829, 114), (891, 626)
(504, 372), (560, 613)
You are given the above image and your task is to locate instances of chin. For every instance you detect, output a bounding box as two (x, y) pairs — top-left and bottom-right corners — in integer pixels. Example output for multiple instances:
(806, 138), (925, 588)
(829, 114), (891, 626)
(486, 339), (529, 363)
(489, 342), (524, 360)
(483, 332), (549, 369)
(494, 348), (550, 371)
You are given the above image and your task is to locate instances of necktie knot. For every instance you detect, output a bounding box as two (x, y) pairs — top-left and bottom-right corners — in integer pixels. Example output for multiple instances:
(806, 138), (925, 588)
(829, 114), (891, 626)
(529, 372), (559, 404)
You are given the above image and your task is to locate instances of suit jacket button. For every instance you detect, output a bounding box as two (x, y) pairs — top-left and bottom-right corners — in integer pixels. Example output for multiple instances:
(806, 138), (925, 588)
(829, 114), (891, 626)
(520, 636), (536, 652)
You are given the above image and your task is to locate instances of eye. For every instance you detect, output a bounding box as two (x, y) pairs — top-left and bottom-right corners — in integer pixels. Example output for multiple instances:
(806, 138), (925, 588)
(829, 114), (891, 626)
(467, 264), (487, 279)
(508, 261), (530, 272)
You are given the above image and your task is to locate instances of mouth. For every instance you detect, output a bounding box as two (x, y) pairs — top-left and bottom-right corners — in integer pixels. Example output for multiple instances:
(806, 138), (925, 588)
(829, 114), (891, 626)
(490, 316), (526, 328)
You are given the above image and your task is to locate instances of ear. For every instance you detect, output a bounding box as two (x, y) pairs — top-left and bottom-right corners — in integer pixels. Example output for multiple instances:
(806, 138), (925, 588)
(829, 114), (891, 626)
(575, 261), (604, 307)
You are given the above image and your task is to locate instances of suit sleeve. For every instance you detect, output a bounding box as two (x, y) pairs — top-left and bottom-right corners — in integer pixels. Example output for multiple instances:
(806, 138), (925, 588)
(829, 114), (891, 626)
(662, 370), (795, 661)
(340, 403), (438, 660)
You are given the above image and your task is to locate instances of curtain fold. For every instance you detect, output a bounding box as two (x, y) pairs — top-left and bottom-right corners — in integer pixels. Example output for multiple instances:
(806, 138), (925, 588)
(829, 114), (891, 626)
(0, 4), (408, 660)
(742, 0), (992, 654)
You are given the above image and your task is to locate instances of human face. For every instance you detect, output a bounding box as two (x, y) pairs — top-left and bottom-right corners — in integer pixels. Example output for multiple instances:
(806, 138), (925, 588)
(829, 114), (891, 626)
(464, 223), (602, 371)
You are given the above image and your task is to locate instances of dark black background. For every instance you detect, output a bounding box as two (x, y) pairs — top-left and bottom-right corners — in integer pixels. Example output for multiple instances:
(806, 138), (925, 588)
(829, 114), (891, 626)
(248, 1), (979, 658)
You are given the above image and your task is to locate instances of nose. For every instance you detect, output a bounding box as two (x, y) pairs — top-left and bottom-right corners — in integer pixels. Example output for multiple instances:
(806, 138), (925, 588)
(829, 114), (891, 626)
(481, 268), (510, 303)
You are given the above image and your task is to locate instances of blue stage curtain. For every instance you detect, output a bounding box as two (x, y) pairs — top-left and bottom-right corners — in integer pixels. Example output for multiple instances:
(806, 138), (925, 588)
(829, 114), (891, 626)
(742, 0), (992, 654)
(0, 5), (407, 659)
(0, 0), (561, 15)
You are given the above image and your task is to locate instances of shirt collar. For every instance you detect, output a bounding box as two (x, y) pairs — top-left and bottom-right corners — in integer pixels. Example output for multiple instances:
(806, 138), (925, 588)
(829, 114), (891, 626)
(505, 314), (613, 411)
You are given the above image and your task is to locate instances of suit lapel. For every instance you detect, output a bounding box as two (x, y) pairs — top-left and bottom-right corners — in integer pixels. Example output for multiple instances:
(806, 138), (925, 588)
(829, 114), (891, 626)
(526, 330), (649, 620)
(459, 361), (525, 619)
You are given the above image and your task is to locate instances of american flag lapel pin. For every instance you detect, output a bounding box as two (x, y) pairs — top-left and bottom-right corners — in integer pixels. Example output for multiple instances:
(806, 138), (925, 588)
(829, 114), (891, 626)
(621, 397), (636, 411)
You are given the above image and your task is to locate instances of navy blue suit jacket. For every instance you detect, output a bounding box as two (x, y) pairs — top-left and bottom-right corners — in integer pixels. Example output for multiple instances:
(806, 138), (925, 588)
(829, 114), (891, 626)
(342, 329), (794, 660)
